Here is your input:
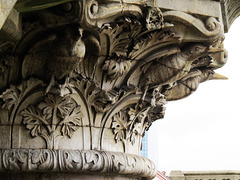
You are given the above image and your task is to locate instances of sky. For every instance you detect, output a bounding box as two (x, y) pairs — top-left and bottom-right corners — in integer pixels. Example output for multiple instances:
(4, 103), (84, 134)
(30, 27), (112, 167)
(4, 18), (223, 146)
(148, 17), (240, 174)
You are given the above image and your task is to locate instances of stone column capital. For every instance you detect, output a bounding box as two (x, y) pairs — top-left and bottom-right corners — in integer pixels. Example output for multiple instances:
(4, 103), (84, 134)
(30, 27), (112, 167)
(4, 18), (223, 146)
(0, 0), (230, 179)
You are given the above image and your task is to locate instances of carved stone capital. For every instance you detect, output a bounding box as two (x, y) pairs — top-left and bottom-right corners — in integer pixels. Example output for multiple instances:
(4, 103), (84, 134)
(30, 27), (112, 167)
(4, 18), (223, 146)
(0, 0), (228, 179)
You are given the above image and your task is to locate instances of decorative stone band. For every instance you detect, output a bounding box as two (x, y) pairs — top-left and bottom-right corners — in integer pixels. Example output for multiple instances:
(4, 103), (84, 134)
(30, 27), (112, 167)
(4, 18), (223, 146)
(0, 149), (156, 178)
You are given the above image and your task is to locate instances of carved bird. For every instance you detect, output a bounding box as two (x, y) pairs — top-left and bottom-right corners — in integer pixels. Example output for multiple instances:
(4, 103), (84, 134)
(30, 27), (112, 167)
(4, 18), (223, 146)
(46, 27), (86, 93)
(164, 68), (228, 101)
(139, 44), (223, 100)
(22, 26), (86, 94)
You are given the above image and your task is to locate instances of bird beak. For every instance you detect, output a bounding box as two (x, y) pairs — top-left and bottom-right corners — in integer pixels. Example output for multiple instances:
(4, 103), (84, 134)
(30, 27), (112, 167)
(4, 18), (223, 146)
(212, 72), (228, 80)
(208, 47), (224, 53)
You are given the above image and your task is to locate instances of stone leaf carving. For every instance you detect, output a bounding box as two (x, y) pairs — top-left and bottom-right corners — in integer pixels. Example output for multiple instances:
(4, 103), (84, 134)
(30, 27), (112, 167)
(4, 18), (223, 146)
(21, 105), (49, 138)
(129, 31), (180, 60)
(101, 22), (131, 57)
(1, 79), (44, 111)
(72, 79), (117, 113)
(2, 149), (27, 171)
(0, 149), (156, 179)
(0, 78), (45, 129)
(31, 149), (56, 171)
(59, 106), (83, 138)
(58, 149), (82, 170)
(112, 111), (132, 143)
(21, 94), (84, 149)
(111, 107), (153, 151)
(102, 59), (131, 80)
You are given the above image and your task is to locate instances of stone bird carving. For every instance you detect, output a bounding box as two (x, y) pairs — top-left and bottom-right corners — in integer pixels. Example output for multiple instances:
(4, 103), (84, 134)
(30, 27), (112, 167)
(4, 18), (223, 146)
(164, 68), (228, 101)
(22, 26), (86, 94)
(46, 27), (86, 93)
(139, 44), (223, 101)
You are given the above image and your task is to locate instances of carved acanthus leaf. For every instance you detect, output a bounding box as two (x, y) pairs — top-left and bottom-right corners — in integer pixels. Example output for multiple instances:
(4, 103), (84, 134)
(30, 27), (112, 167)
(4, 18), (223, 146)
(101, 23), (131, 57)
(129, 31), (180, 59)
(102, 59), (131, 80)
(2, 149), (27, 171)
(111, 107), (151, 146)
(0, 86), (19, 110)
(74, 79), (118, 113)
(0, 149), (156, 178)
(0, 78), (44, 112)
(31, 149), (55, 171)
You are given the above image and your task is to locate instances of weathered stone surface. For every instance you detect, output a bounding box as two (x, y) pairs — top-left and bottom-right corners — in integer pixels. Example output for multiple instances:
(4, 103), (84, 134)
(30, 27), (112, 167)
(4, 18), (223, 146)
(0, 0), (233, 179)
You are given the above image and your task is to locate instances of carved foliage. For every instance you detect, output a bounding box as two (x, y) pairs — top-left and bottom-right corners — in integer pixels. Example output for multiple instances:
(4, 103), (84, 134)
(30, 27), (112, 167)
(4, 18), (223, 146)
(73, 79), (117, 113)
(0, 78), (45, 124)
(102, 59), (131, 80)
(111, 107), (151, 151)
(0, 78), (84, 149)
(0, 149), (156, 178)
(21, 94), (84, 149)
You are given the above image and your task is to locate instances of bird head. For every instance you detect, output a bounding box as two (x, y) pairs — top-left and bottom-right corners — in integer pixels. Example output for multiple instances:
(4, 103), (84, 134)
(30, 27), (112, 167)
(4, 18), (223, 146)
(185, 44), (223, 61)
(189, 44), (209, 55)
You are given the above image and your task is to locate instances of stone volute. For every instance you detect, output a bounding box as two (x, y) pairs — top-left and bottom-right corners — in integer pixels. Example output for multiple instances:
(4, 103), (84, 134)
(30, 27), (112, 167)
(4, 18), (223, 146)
(0, 0), (236, 179)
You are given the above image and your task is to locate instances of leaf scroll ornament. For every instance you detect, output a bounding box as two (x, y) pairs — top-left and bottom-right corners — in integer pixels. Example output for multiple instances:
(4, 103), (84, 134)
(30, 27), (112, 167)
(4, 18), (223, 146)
(101, 19), (133, 57)
(0, 86), (19, 110)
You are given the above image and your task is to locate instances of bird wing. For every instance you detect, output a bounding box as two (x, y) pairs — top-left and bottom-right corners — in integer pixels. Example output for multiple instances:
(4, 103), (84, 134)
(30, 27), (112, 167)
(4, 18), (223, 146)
(22, 34), (56, 79)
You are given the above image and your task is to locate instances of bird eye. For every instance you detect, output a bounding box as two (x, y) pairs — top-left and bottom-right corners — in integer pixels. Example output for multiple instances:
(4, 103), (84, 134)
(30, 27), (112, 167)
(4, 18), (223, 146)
(195, 47), (200, 51)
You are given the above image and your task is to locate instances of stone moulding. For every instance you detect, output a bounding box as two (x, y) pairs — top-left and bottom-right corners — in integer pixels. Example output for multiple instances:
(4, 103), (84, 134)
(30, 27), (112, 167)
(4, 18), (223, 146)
(0, 149), (156, 178)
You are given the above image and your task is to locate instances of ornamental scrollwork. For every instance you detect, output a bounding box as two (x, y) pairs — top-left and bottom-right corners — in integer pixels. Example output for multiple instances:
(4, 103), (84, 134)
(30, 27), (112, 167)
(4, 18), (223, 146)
(0, 149), (156, 178)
